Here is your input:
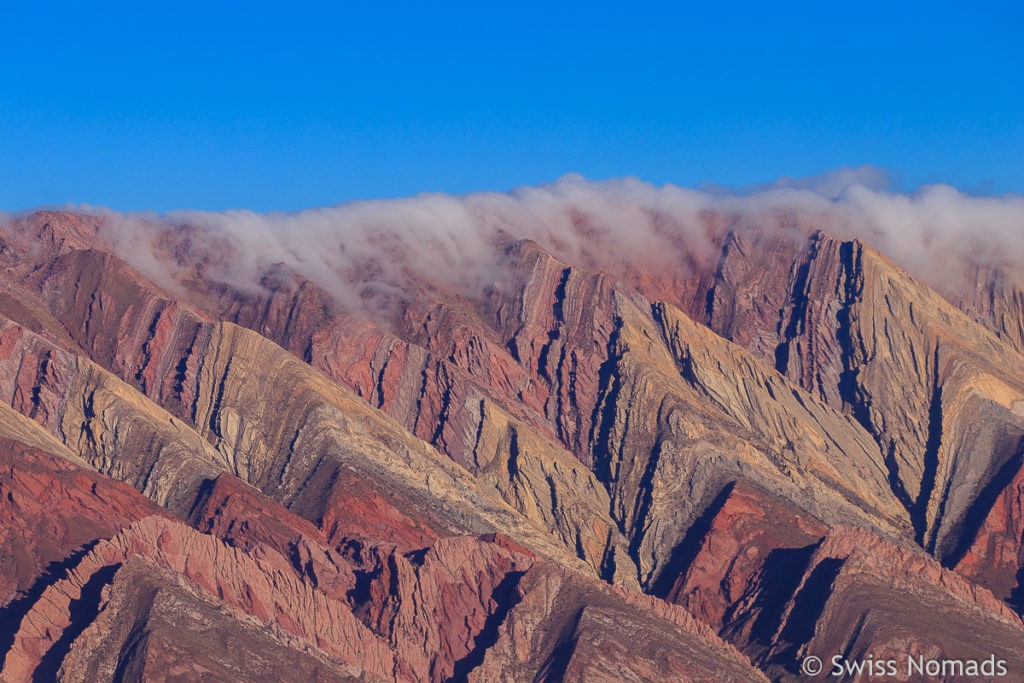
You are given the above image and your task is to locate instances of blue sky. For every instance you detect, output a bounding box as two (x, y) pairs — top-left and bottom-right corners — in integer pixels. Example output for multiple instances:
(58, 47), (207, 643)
(2, 1), (1021, 212)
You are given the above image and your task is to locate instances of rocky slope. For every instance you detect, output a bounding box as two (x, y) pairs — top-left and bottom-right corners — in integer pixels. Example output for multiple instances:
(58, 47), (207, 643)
(1, 205), (1023, 681)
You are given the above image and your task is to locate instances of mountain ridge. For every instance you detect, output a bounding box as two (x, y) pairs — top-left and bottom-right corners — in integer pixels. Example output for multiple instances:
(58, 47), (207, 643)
(1, 204), (1023, 681)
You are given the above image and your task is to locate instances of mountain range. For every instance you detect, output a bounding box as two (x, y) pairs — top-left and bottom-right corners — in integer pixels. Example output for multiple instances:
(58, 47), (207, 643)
(2, 184), (1024, 681)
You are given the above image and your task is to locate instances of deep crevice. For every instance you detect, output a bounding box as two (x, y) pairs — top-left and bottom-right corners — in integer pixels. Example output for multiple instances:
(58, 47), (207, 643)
(836, 241), (872, 429)
(1009, 565), (1024, 613)
(185, 476), (220, 527)
(882, 443), (915, 514)
(111, 587), (158, 683)
(700, 231), (736, 328)
(428, 367), (454, 449)
(739, 542), (820, 647)
(944, 437), (1024, 567)
(916, 344), (943, 548)
(774, 238), (817, 375)
(346, 565), (381, 617)
(446, 570), (525, 682)
(627, 441), (664, 567)
(0, 542), (100, 663)
(132, 308), (165, 390)
(34, 563), (122, 682)
(552, 267), (571, 324)
(649, 482), (736, 599)
(771, 557), (845, 672)
(374, 348), (392, 409)
(533, 608), (583, 683)
(537, 268), (570, 386)
(506, 428), (521, 481)
(587, 319), (624, 483)
(598, 529), (618, 583)
(207, 356), (234, 436)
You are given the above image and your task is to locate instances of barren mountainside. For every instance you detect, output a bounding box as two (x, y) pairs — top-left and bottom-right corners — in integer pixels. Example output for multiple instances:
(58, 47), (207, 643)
(1, 194), (1024, 682)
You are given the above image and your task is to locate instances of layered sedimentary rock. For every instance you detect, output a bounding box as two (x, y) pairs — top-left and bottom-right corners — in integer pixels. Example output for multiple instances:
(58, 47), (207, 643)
(3, 206), (1024, 681)
(0, 319), (224, 514)
(662, 481), (1024, 679)
(466, 561), (768, 682)
(0, 433), (166, 606)
(953, 460), (1024, 605)
(55, 558), (362, 683)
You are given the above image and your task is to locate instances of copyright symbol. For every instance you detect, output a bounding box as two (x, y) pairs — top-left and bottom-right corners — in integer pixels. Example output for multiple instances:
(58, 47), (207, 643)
(801, 655), (823, 676)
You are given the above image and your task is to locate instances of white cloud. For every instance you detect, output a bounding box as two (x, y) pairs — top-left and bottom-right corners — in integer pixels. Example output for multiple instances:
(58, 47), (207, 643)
(12, 169), (1024, 320)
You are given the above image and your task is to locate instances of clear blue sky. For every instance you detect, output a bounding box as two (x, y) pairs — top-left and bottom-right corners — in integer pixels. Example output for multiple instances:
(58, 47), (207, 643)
(2, 1), (1021, 212)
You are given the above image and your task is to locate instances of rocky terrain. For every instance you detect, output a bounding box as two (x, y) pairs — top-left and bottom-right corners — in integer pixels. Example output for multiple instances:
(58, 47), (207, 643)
(1, 192), (1024, 681)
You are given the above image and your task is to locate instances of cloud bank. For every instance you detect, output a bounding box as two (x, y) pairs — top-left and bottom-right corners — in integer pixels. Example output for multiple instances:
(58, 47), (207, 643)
(22, 167), (1024, 317)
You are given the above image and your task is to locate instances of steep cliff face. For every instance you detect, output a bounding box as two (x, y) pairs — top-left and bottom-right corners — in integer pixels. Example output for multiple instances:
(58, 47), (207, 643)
(54, 558), (364, 683)
(822, 241), (1024, 561)
(662, 482), (1024, 679)
(0, 319), (224, 513)
(697, 228), (1024, 561)
(466, 561), (769, 683)
(0, 516), (397, 682)
(0, 435), (167, 606)
(3, 206), (1024, 681)
(938, 260), (1024, 357)
(953, 460), (1024, 605)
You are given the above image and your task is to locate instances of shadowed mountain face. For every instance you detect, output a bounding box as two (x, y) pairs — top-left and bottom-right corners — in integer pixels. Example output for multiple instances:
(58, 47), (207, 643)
(1, 202), (1024, 682)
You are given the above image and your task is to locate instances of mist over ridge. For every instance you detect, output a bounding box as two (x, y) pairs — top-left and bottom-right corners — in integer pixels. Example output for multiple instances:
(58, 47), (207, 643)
(4, 3), (1024, 678)
(6, 176), (1024, 682)
(11, 165), (1024, 316)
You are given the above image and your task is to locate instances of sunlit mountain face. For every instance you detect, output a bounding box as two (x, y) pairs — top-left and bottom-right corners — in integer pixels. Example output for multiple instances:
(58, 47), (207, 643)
(2, 178), (1024, 681)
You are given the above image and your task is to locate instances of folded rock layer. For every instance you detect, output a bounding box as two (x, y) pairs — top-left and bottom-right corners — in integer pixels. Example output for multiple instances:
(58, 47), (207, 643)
(1, 208), (1023, 681)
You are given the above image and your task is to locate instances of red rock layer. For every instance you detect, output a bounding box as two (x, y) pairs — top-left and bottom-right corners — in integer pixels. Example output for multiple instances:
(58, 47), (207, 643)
(954, 456), (1024, 604)
(666, 482), (1024, 678)
(4, 208), (1024, 681)
(0, 439), (168, 604)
